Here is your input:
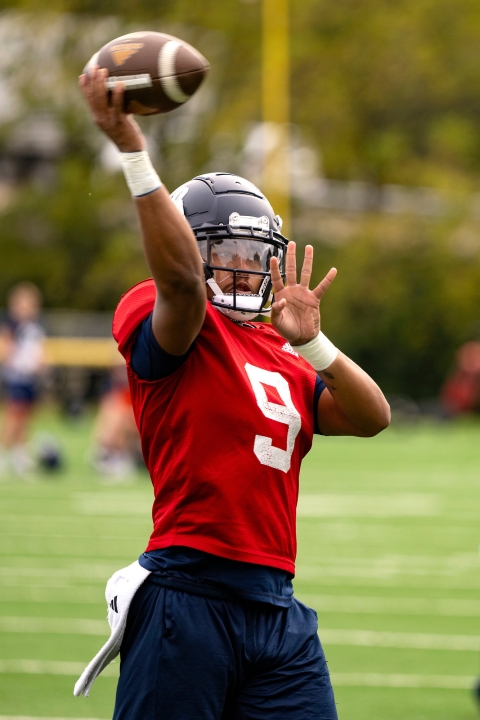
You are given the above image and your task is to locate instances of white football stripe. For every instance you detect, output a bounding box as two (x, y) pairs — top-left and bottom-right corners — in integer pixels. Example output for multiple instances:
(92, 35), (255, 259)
(158, 40), (189, 104)
(105, 74), (152, 90)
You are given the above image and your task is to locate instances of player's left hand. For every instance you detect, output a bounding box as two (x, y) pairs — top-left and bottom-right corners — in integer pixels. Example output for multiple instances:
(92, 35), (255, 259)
(270, 242), (337, 346)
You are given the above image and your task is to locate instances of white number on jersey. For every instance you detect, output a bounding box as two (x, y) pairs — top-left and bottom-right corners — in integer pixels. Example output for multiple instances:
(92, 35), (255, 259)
(244, 363), (301, 473)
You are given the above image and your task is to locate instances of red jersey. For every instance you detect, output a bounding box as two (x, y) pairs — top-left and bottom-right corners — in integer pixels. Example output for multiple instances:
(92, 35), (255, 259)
(113, 280), (317, 574)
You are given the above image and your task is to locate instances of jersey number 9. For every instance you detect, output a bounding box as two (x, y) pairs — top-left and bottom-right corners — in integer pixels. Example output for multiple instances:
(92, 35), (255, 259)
(245, 363), (301, 473)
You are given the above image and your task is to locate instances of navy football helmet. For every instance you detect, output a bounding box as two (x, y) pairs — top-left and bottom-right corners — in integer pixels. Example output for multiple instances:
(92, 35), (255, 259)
(171, 172), (288, 321)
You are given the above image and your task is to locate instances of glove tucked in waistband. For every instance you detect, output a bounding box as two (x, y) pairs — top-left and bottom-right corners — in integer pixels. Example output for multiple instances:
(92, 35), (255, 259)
(74, 559), (151, 698)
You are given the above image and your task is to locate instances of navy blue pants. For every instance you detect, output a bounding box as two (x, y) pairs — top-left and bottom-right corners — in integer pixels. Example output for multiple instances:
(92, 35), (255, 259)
(113, 575), (338, 720)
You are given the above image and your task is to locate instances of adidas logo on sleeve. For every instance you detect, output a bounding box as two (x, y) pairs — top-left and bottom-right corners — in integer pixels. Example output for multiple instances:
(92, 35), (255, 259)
(281, 342), (299, 358)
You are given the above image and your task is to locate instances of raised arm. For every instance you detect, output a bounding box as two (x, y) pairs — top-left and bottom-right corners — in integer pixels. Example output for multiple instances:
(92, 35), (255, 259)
(79, 67), (206, 355)
(270, 242), (390, 437)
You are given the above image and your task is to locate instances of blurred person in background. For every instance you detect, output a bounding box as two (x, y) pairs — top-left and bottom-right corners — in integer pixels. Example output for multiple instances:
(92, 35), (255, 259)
(91, 362), (141, 479)
(0, 282), (45, 477)
(440, 341), (480, 416)
(441, 341), (480, 709)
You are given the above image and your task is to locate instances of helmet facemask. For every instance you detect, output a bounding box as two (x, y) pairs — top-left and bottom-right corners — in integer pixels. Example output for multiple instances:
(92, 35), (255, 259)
(195, 213), (287, 321)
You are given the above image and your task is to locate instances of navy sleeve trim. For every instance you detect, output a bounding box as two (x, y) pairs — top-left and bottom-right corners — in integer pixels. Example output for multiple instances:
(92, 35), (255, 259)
(130, 313), (195, 380)
(313, 375), (327, 435)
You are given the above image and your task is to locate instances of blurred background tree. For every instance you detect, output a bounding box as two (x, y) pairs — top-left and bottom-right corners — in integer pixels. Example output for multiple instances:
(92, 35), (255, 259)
(1, 0), (480, 400)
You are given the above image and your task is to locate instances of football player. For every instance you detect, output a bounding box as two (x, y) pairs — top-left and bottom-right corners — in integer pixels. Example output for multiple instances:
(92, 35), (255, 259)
(0, 282), (45, 477)
(79, 68), (390, 720)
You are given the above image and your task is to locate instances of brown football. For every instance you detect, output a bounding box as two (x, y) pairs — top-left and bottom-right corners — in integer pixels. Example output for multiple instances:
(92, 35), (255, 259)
(84, 31), (209, 115)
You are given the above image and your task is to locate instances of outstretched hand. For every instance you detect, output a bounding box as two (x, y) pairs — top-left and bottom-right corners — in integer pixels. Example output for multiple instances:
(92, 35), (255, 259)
(270, 242), (336, 346)
(79, 66), (145, 153)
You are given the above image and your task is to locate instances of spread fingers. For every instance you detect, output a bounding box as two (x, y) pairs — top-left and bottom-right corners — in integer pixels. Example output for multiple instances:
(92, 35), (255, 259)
(312, 267), (337, 300)
(299, 245), (314, 287)
(270, 256), (284, 294)
(285, 241), (297, 286)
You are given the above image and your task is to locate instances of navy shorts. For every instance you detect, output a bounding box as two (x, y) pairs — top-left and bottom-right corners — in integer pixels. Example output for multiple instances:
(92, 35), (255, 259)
(3, 381), (38, 404)
(113, 575), (338, 720)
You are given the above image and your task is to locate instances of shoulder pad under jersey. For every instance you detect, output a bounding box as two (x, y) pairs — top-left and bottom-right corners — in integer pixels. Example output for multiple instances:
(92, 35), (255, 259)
(112, 279), (156, 357)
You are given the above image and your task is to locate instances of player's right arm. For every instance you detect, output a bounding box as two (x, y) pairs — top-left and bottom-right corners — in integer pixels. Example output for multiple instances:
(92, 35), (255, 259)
(79, 67), (206, 356)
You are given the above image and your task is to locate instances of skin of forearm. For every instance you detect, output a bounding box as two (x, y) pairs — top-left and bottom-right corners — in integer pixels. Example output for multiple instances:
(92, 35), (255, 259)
(319, 352), (391, 435)
(80, 70), (206, 353)
(133, 185), (206, 355)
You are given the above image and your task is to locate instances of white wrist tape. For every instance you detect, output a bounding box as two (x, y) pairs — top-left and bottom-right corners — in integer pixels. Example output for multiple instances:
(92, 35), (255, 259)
(120, 151), (162, 197)
(294, 331), (338, 371)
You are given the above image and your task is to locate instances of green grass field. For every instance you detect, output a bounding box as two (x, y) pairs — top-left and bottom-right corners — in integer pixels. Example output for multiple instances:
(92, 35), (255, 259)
(0, 409), (479, 720)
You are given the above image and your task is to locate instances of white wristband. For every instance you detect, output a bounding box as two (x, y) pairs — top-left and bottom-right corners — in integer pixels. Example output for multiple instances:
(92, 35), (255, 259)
(120, 151), (162, 197)
(294, 331), (338, 371)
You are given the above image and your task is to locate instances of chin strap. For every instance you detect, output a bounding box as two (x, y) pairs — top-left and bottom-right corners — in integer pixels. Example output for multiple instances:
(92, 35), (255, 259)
(206, 278), (224, 296)
(206, 279), (273, 318)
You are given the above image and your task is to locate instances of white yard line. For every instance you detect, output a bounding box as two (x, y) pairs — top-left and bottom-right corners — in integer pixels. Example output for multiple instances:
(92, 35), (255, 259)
(331, 673), (476, 689)
(2, 553), (478, 580)
(320, 628), (480, 651)
(0, 660), (117, 676)
(0, 514), (146, 524)
(296, 555), (480, 588)
(0, 662), (473, 691)
(298, 553), (480, 577)
(0, 565), (116, 579)
(301, 593), (480, 617)
(0, 588), (102, 604)
(75, 492), (443, 517)
(0, 617), (107, 635)
(300, 575), (480, 591)
(1, 618), (478, 652)
(297, 494), (442, 517)
(0, 716), (109, 720)
(75, 493), (151, 515)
